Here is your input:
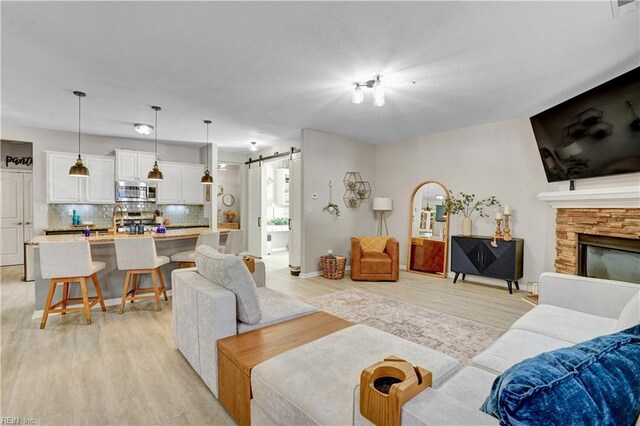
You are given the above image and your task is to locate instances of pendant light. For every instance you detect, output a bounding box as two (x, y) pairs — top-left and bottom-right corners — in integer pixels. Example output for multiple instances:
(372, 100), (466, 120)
(147, 106), (164, 181)
(69, 91), (89, 177)
(201, 120), (214, 185)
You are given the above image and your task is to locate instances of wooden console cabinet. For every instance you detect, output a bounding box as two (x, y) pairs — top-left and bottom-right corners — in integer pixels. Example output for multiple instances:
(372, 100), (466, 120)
(450, 235), (524, 294)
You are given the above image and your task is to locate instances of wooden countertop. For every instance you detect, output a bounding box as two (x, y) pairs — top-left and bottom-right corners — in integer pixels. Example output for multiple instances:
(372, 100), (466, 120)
(28, 227), (226, 246)
(43, 223), (209, 232)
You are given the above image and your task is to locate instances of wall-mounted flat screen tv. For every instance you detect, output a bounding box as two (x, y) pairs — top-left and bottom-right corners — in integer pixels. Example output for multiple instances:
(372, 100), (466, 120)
(530, 67), (640, 183)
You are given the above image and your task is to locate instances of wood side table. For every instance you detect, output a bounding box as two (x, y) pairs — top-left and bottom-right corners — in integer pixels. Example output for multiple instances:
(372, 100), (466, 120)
(217, 311), (352, 425)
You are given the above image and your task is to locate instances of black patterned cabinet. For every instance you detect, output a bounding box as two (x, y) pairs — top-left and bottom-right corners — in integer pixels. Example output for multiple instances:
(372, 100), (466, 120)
(450, 235), (524, 294)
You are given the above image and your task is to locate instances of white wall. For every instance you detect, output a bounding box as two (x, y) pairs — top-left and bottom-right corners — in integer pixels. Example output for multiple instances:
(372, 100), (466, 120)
(375, 117), (555, 288)
(217, 164), (241, 224)
(1, 124), (203, 236)
(301, 129), (377, 275)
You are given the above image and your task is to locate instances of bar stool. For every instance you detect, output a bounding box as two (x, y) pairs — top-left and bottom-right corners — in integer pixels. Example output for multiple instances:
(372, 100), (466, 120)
(171, 231), (220, 268)
(221, 229), (245, 254)
(39, 240), (106, 329)
(114, 237), (169, 313)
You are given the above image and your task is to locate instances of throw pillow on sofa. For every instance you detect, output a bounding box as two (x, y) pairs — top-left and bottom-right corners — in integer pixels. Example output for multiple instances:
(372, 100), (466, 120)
(481, 324), (640, 426)
(194, 245), (261, 324)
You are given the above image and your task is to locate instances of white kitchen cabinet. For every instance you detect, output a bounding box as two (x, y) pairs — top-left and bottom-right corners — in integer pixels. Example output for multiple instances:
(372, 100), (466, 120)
(137, 153), (157, 180)
(46, 152), (82, 203)
(156, 162), (183, 204)
(182, 164), (204, 204)
(84, 155), (115, 203)
(115, 150), (138, 181)
(115, 149), (157, 181)
(46, 152), (115, 204)
(155, 162), (204, 205)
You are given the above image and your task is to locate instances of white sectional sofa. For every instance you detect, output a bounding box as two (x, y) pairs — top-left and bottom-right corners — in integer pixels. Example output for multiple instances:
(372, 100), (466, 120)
(171, 261), (318, 396)
(171, 256), (639, 425)
(250, 273), (639, 425)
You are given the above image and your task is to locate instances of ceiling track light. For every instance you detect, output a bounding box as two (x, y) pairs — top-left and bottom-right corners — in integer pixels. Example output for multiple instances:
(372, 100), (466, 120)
(147, 106), (164, 181)
(201, 120), (214, 185)
(250, 141), (258, 152)
(134, 123), (154, 135)
(351, 75), (385, 106)
(69, 91), (89, 177)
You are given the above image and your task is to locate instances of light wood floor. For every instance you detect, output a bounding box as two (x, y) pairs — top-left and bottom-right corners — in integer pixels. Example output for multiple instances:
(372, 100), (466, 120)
(1, 263), (531, 425)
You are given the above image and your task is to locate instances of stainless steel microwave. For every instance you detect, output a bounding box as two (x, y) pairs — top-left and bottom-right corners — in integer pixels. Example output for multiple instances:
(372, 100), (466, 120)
(115, 181), (157, 202)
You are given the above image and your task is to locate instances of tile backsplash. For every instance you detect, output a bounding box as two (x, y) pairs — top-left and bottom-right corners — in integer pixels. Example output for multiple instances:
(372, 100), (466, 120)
(47, 203), (207, 229)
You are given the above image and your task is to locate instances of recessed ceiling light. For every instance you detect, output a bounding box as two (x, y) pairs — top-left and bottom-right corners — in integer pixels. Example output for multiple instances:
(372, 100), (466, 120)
(250, 141), (259, 152)
(134, 123), (154, 135)
(218, 162), (228, 170)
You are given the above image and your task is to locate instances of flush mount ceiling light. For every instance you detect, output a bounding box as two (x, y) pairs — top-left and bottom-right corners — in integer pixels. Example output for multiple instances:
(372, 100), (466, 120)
(201, 120), (214, 185)
(134, 123), (154, 135)
(147, 106), (164, 181)
(69, 91), (89, 177)
(250, 141), (259, 152)
(352, 75), (385, 106)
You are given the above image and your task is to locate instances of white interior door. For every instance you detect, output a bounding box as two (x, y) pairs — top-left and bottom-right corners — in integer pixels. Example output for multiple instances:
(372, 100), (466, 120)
(247, 164), (266, 257)
(1, 172), (24, 266)
(24, 173), (34, 243)
(288, 153), (302, 268)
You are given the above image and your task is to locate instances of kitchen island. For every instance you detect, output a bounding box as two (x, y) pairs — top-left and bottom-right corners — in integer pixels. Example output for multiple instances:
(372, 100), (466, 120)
(28, 227), (225, 315)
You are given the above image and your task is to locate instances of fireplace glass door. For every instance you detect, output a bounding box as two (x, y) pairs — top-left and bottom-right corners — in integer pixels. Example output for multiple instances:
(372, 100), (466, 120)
(578, 234), (640, 284)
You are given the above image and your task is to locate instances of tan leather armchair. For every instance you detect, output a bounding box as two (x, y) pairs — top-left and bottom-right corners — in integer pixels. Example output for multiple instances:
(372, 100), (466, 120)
(350, 237), (400, 281)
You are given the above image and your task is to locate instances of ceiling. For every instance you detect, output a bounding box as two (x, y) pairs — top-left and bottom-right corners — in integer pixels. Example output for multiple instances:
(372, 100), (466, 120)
(2, 2), (638, 152)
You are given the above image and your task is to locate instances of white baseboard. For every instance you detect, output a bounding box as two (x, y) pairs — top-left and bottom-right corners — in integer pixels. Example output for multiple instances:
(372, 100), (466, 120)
(300, 271), (322, 278)
(300, 265), (351, 279)
(31, 290), (173, 320)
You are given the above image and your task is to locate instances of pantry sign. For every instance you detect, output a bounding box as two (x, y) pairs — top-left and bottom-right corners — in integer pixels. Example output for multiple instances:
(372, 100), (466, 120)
(1, 140), (33, 170)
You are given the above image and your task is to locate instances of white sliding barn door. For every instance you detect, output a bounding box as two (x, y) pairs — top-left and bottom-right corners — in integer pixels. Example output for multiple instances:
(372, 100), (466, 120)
(247, 165), (266, 257)
(288, 153), (301, 268)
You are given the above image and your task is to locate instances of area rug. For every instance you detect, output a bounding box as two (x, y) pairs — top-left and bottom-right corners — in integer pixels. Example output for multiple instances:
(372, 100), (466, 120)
(306, 289), (504, 365)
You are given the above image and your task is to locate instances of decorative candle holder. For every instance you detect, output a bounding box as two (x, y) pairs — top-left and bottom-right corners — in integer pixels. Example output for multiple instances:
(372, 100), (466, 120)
(494, 219), (503, 238)
(503, 214), (512, 241)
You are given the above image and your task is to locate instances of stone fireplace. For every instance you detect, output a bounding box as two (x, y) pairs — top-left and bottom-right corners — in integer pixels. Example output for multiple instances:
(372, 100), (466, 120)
(555, 208), (640, 281)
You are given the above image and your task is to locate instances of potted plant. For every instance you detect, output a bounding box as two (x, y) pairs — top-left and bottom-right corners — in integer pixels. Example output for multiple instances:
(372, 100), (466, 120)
(444, 191), (500, 236)
(323, 203), (341, 217)
(224, 210), (238, 223)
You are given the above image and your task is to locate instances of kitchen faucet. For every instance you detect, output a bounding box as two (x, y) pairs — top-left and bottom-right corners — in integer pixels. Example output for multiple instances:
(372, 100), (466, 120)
(112, 203), (124, 235)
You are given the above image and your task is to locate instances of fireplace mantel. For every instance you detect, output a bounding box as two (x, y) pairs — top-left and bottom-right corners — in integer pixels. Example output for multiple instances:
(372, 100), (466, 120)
(537, 186), (640, 209)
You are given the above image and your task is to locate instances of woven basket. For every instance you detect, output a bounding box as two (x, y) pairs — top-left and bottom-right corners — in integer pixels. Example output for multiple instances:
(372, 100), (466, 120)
(320, 255), (347, 280)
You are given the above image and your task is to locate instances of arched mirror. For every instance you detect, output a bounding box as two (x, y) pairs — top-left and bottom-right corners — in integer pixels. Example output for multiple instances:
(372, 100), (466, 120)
(407, 181), (450, 278)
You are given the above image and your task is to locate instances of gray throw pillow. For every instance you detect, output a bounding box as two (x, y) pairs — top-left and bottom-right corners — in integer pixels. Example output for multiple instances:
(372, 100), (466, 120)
(194, 245), (261, 324)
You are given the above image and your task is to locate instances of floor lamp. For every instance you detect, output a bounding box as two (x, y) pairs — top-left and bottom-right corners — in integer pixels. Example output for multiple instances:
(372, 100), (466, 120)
(373, 197), (392, 236)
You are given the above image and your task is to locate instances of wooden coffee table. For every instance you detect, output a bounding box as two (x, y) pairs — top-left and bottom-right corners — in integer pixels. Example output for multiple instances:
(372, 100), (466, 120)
(217, 311), (352, 425)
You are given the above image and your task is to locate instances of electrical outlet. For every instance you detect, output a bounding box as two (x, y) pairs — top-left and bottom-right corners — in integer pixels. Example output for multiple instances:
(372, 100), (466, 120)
(312, 193), (319, 200)
(68, 209), (73, 216)
(186, 208), (190, 214)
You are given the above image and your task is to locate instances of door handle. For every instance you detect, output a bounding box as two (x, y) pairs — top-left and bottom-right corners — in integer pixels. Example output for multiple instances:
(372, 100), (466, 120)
(25, 221), (31, 225)
(288, 219), (292, 230)
(16, 222), (22, 225)
(258, 217), (261, 227)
